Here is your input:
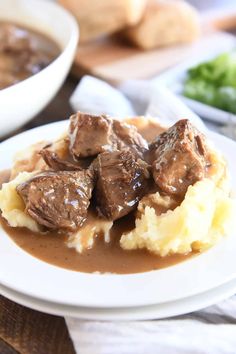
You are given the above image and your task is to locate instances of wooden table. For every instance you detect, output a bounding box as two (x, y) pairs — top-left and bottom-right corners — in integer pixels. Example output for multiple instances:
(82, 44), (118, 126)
(0, 77), (78, 354)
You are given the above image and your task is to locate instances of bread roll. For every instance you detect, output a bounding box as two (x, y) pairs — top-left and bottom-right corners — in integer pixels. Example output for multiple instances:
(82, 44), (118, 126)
(59, 0), (148, 43)
(122, 0), (200, 50)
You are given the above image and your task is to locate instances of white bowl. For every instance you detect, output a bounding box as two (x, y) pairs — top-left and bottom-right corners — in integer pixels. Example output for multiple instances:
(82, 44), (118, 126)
(0, 0), (79, 138)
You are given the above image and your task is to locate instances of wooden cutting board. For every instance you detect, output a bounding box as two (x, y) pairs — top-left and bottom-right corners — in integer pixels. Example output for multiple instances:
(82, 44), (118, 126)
(72, 8), (236, 84)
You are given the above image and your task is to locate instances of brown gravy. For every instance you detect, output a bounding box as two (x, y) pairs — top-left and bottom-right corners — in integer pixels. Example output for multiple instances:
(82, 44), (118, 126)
(0, 169), (11, 185)
(0, 215), (193, 274)
(0, 22), (60, 90)
(138, 121), (165, 142)
(0, 122), (195, 274)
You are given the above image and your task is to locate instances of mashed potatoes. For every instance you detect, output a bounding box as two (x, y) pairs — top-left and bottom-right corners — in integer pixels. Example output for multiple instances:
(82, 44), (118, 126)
(0, 172), (40, 232)
(120, 150), (235, 256)
(120, 179), (235, 256)
(67, 218), (113, 253)
(10, 141), (48, 180)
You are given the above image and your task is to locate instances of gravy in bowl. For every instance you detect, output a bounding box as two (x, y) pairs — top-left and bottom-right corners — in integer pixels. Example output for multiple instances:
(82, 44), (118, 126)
(0, 22), (60, 89)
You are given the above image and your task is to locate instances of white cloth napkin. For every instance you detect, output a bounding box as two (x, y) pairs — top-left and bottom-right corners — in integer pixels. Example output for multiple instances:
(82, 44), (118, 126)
(70, 76), (205, 129)
(67, 76), (236, 354)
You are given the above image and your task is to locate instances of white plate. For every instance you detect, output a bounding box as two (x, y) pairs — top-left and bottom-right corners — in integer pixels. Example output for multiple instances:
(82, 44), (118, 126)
(1, 278), (236, 321)
(0, 121), (236, 308)
(153, 40), (236, 124)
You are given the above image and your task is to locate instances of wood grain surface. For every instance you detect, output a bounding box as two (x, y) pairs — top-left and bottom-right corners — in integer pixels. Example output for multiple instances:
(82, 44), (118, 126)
(73, 30), (236, 83)
(0, 296), (75, 354)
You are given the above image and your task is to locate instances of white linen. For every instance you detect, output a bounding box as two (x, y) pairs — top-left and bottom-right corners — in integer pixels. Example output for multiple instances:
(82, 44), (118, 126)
(67, 76), (236, 354)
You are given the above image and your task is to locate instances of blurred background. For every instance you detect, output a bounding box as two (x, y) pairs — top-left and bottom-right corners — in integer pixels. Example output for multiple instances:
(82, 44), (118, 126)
(1, 0), (236, 136)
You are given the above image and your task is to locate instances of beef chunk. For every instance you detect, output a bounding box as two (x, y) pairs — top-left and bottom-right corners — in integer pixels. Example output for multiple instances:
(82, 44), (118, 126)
(40, 149), (82, 171)
(68, 112), (148, 159)
(112, 120), (148, 157)
(69, 113), (113, 158)
(40, 139), (93, 171)
(95, 150), (149, 220)
(150, 119), (209, 197)
(17, 170), (94, 231)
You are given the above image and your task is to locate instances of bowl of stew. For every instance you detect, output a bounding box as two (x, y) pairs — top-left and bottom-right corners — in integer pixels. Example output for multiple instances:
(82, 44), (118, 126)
(0, 0), (79, 138)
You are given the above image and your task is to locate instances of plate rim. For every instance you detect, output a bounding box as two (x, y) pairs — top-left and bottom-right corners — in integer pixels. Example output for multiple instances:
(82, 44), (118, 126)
(1, 278), (236, 321)
(0, 120), (236, 308)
